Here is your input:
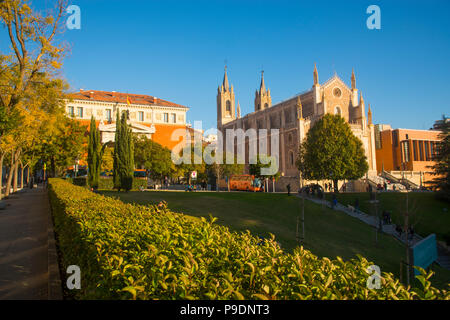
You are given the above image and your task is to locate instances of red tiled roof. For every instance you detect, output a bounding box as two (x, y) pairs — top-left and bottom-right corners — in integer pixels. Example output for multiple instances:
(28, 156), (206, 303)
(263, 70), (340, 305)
(66, 90), (187, 109)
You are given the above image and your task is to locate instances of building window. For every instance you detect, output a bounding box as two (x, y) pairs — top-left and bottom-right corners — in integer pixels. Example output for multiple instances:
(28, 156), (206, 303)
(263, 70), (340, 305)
(163, 113), (169, 123)
(392, 130), (398, 147)
(264, 103), (268, 109)
(171, 113), (176, 123)
(333, 87), (342, 98)
(430, 142), (434, 160)
(77, 107), (83, 118)
(138, 111), (144, 122)
(106, 109), (112, 122)
(402, 141), (410, 163)
(425, 141), (430, 161)
(419, 141), (424, 161)
(225, 100), (232, 116)
(334, 106), (342, 116)
(290, 151), (294, 167)
(285, 110), (291, 124)
(68, 106), (74, 117)
(413, 140), (418, 161)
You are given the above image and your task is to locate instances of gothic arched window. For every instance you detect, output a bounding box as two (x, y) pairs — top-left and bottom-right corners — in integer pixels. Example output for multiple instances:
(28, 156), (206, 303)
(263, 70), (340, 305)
(334, 106), (341, 116)
(226, 100), (231, 116)
(264, 103), (268, 109)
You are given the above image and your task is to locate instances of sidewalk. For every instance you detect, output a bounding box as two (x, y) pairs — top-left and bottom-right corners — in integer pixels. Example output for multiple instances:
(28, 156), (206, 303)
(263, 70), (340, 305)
(0, 185), (51, 299)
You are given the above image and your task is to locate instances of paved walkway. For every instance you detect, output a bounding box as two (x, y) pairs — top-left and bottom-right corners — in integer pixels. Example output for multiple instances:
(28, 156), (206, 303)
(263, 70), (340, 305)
(298, 194), (450, 270)
(0, 186), (50, 299)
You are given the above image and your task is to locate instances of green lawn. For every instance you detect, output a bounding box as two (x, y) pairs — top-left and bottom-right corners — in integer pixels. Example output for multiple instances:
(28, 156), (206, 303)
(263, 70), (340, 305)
(324, 192), (450, 243)
(100, 190), (450, 289)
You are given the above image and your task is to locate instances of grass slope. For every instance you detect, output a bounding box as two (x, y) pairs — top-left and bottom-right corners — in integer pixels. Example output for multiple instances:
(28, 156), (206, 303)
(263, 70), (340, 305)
(324, 192), (450, 242)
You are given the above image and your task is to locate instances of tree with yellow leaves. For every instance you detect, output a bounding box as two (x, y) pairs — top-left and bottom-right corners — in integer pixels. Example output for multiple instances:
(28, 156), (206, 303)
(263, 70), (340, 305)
(0, 0), (70, 198)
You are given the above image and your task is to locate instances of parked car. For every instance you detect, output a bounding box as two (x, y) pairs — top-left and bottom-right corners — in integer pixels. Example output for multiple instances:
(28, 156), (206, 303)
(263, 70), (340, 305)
(300, 184), (324, 194)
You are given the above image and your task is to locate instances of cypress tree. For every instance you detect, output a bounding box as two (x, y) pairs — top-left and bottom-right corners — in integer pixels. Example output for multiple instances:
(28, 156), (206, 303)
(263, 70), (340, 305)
(87, 116), (104, 190)
(118, 112), (134, 191)
(113, 110), (121, 190)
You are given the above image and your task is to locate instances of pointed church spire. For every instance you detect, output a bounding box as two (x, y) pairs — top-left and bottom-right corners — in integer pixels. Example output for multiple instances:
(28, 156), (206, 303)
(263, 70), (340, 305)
(351, 68), (356, 89)
(297, 96), (303, 120)
(368, 104), (372, 125)
(237, 101), (241, 118)
(260, 70), (266, 93)
(223, 65), (229, 91)
(313, 63), (319, 85)
(360, 91), (365, 106)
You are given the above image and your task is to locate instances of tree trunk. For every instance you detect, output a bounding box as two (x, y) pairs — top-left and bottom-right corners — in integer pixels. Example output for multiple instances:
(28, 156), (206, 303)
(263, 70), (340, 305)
(333, 179), (338, 193)
(13, 159), (19, 193)
(20, 162), (25, 189)
(12, 149), (21, 193)
(5, 155), (14, 197)
(0, 152), (4, 200)
(404, 192), (410, 286)
(227, 176), (230, 192)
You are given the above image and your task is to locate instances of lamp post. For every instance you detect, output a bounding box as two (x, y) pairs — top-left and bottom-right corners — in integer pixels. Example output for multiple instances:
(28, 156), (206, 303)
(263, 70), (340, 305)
(74, 158), (79, 178)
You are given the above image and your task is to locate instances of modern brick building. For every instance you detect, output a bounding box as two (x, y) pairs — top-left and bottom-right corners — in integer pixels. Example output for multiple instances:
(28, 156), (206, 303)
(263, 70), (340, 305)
(375, 128), (442, 187)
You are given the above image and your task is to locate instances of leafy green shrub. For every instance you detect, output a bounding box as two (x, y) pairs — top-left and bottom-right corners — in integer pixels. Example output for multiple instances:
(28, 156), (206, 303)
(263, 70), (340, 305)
(132, 178), (147, 190)
(97, 177), (146, 190)
(98, 177), (114, 190)
(72, 176), (87, 187)
(48, 178), (449, 300)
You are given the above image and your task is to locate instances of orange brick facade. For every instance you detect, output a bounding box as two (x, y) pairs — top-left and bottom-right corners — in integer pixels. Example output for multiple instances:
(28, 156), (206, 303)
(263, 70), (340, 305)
(65, 90), (191, 151)
(375, 128), (442, 185)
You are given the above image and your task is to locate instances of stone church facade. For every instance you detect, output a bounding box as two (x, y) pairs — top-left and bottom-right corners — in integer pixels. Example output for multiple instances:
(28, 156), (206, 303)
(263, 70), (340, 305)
(217, 65), (377, 192)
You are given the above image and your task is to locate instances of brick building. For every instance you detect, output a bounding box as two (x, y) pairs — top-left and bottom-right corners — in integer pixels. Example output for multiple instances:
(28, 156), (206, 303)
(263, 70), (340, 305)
(375, 128), (442, 187)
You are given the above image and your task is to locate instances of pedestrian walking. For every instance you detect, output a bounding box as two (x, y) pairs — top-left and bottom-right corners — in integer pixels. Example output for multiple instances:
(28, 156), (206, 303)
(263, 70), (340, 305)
(332, 194), (337, 210)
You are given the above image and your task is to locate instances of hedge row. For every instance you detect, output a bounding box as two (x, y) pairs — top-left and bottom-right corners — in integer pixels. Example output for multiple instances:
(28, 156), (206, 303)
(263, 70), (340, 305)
(67, 176), (147, 190)
(48, 178), (449, 300)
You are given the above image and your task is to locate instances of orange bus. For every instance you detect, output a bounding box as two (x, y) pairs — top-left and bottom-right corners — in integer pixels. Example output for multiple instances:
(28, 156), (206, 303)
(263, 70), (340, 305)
(134, 169), (148, 179)
(229, 174), (262, 192)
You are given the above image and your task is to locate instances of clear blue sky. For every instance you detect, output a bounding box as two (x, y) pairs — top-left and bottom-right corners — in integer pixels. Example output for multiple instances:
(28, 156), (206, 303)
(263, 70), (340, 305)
(5, 0), (450, 131)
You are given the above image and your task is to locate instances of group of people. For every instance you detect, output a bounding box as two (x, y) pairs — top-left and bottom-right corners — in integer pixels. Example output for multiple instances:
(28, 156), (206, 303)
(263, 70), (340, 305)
(324, 183), (333, 192)
(382, 210), (392, 224)
(395, 224), (415, 241)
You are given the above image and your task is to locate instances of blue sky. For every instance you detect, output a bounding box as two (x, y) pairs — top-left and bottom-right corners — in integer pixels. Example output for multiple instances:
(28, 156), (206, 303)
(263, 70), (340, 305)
(3, 0), (450, 131)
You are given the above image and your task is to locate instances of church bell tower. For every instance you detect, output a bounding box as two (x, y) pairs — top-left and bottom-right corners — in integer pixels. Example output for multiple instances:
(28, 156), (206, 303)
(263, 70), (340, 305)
(254, 71), (271, 112)
(217, 66), (236, 130)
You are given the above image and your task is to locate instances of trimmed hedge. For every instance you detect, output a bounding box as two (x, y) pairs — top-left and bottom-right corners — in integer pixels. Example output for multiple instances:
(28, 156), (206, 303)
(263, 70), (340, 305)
(68, 176), (147, 190)
(48, 178), (449, 300)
